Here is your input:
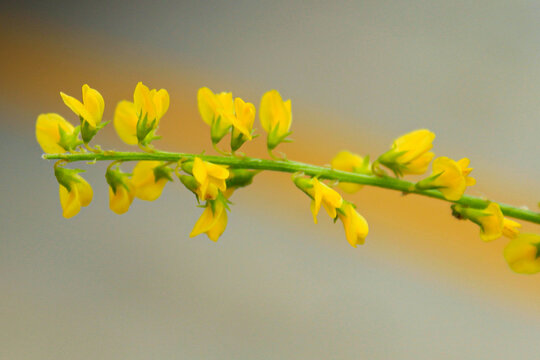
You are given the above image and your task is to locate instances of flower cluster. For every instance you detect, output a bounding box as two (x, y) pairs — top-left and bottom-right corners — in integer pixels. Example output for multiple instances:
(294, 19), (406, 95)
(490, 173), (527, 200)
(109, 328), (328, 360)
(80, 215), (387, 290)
(36, 83), (540, 274)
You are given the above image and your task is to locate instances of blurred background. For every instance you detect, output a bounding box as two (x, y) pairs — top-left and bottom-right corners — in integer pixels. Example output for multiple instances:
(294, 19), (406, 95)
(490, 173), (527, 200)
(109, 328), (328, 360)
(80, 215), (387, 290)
(1, 1), (540, 359)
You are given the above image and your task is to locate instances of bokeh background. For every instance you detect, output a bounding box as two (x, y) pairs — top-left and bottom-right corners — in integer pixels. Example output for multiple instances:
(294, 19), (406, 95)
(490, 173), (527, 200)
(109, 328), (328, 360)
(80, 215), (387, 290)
(2, 1), (540, 359)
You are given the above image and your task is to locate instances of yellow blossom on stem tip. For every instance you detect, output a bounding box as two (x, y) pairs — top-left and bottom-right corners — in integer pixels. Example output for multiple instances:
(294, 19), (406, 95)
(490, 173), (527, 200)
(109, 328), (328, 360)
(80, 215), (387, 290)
(503, 233), (540, 274)
(231, 97), (256, 151)
(60, 84), (104, 128)
(131, 161), (171, 201)
(190, 198), (229, 242)
(197, 87), (236, 144)
(192, 157), (229, 200)
(377, 129), (435, 176)
(259, 90), (292, 150)
(416, 157), (475, 201)
(36, 113), (79, 154)
(338, 202), (369, 248)
(331, 151), (371, 193)
(57, 173), (93, 219)
(306, 178), (343, 224)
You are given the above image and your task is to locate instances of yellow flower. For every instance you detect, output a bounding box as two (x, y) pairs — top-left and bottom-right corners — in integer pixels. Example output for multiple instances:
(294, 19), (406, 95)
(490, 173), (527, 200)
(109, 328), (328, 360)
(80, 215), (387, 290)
(259, 90), (292, 150)
(197, 87), (235, 144)
(60, 84), (104, 128)
(417, 157), (475, 201)
(338, 202), (369, 248)
(231, 97), (256, 151)
(109, 180), (135, 215)
(114, 82), (169, 145)
(58, 174), (93, 219)
(331, 151), (370, 193)
(502, 218), (521, 239)
(190, 199), (228, 242)
(192, 157), (229, 200)
(131, 161), (170, 201)
(36, 113), (78, 153)
(133, 82), (169, 125)
(378, 129), (435, 176)
(477, 203), (504, 241)
(503, 233), (540, 274)
(305, 178), (343, 224)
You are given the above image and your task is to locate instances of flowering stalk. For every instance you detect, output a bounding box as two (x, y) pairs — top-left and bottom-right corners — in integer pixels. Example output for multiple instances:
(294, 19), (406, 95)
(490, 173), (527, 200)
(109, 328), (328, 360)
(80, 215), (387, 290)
(43, 150), (540, 225)
(36, 83), (540, 274)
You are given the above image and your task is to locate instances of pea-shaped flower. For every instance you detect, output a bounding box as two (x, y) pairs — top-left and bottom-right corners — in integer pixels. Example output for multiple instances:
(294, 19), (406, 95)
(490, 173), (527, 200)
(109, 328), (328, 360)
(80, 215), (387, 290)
(259, 90), (292, 151)
(331, 151), (371, 193)
(503, 233), (540, 274)
(453, 203), (504, 241)
(378, 129), (435, 176)
(190, 197), (229, 242)
(197, 87), (236, 145)
(230, 97), (256, 151)
(131, 161), (171, 201)
(55, 167), (93, 219)
(61, 84), (104, 128)
(36, 113), (80, 153)
(105, 166), (135, 215)
(114, 82), (169, 145)
(192, 157), (229, 200)
(416, 157), (475, 201)
(338, 202), (369, 248)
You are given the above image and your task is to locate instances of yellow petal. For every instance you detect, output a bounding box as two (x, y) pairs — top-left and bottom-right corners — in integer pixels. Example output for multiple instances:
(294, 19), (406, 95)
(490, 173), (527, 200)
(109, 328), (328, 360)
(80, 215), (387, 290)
(260, 90), (291, 135)
(233, 97), (255, 139)
(197, 87), (218, 126)
(134, 82), (156, 122)
(503, 234), (540, 274)
(109, 185), (134, 215)
(479, 203), (504, 241)
(206, 208), (228, 242)
(431, 157), (466, 201)
(74, 176), (93, 207)
(36, 113), (75, 154)
(502, 218), (521, 239)
(132, 161), (167, 201)
(59, 184), (81, 219)
(60, 91), (95, 127)
(339, 203), (369, 247)
(402, 151), (434, 175)
(82, 84), (104, 126)
(113, 101), (138, 145)
(153, 88), (170, 121)
(393, 129), (435, 164)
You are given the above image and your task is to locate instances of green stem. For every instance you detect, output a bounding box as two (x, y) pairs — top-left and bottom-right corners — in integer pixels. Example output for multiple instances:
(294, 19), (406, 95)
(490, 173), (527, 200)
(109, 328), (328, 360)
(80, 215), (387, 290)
(43, 150), (540, 225)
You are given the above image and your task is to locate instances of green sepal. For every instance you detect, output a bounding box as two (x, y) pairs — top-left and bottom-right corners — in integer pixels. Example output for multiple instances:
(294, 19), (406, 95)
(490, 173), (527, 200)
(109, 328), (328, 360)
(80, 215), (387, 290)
(57, 124), (82, 152)
(352, 155), (372, 175)
(210, 115), (231, 145)
(80, 116), (109, 144)
(415, 171), (444, 190)
(181, 160), (194, 175)
(293, 175), (314, 198)
(267, 124), (292, 151)
(210, 191), (231, 212)
(230, 130), (247, 152)
(178, 174), (199, 201)
(54, 166), (85, 192)
(153, 163), (173, 182)
(377, 149), (408, 177)
(105, 167), (130, 194)
(136, 113), (157, 144)
(226, 169), (258, 189)
(451, 204), (491, 229)
(534, 242), (540, 259)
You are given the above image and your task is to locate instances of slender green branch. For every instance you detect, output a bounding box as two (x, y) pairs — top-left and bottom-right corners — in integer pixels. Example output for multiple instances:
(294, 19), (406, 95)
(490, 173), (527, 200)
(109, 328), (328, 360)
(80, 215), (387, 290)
(43, 151), (540, 225)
